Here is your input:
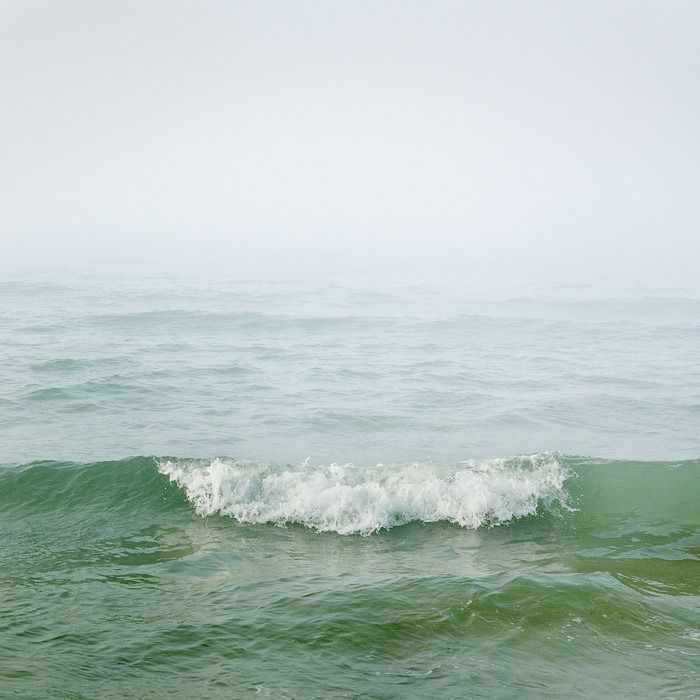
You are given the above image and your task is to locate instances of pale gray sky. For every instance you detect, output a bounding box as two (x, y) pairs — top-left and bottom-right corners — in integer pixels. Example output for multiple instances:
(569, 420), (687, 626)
(1, 0), (699, 276)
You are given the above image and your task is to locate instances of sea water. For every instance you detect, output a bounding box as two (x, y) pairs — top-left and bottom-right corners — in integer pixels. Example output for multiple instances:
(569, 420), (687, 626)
(0, 264), (698, 697)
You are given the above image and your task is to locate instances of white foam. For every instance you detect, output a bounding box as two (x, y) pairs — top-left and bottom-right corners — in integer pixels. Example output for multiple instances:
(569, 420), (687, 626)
(157, 454), (571, 535)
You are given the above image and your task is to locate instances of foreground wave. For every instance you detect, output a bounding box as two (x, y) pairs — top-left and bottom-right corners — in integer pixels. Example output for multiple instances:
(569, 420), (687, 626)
(158, 454), (571, 534)
(2, 453), (698, 535)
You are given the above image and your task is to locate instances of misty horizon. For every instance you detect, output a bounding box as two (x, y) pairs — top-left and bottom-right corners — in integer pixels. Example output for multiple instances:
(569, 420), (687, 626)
(2, 0), (699, 280)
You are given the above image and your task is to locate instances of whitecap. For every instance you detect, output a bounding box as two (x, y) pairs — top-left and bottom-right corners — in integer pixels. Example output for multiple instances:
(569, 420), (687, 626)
(158, 453), (572, 535)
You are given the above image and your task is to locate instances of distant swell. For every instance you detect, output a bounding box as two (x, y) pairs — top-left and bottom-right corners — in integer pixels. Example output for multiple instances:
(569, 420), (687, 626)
(157, 454), (572, 535)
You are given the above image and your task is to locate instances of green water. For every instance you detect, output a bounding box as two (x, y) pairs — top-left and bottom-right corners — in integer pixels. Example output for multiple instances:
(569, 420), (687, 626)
(1, 457), (698, 698)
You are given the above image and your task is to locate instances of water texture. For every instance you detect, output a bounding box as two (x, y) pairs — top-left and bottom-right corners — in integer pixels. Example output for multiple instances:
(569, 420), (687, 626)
(0, 269), (698, 698)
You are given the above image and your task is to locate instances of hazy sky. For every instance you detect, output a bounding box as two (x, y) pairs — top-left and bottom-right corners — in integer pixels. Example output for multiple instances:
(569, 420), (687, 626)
(1, 0), (699, 276)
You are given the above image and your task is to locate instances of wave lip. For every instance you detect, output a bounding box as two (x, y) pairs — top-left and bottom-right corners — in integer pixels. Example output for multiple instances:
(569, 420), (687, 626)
(157, 453), (571, 535)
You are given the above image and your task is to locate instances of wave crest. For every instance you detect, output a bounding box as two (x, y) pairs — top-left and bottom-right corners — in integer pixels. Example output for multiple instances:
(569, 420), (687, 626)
(157, 454), (572, 535)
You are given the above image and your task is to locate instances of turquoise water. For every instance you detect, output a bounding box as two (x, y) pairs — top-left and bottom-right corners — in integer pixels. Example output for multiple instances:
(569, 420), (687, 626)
(1, 269), (698, 697)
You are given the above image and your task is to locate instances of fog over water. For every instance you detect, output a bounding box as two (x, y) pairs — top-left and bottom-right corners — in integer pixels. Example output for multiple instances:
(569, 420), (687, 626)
(1, 0), (699, 282)
(2, 9), (700, 698)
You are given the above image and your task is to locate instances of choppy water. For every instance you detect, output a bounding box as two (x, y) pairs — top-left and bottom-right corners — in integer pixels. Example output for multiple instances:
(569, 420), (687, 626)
(1, 268), (699, 698)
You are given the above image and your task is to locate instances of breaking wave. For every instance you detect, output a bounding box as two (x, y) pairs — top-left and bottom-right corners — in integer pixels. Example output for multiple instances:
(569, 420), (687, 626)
(157, 453), (572, 535)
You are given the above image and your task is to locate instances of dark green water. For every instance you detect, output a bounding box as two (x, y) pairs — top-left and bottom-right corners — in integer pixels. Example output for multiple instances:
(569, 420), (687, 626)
(1, 456), (698, 698)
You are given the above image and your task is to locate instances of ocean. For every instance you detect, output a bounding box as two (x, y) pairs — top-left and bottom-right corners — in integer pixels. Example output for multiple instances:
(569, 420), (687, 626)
(1, 265), (698, 698)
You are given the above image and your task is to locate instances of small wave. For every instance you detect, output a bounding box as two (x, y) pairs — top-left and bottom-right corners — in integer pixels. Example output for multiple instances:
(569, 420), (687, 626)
(157, 454), (572, 535)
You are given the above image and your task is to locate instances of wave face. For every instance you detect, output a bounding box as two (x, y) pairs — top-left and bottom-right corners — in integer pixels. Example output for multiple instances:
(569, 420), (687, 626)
(158, 454), (571, 534)
(3, 454), (698, 535)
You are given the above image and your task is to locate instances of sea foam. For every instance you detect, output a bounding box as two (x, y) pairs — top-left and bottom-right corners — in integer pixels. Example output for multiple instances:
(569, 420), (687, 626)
(158, 454), (571, 535)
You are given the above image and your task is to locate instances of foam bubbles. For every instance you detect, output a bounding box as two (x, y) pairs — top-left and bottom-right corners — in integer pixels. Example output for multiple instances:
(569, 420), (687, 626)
(158, 454), (572, 535)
